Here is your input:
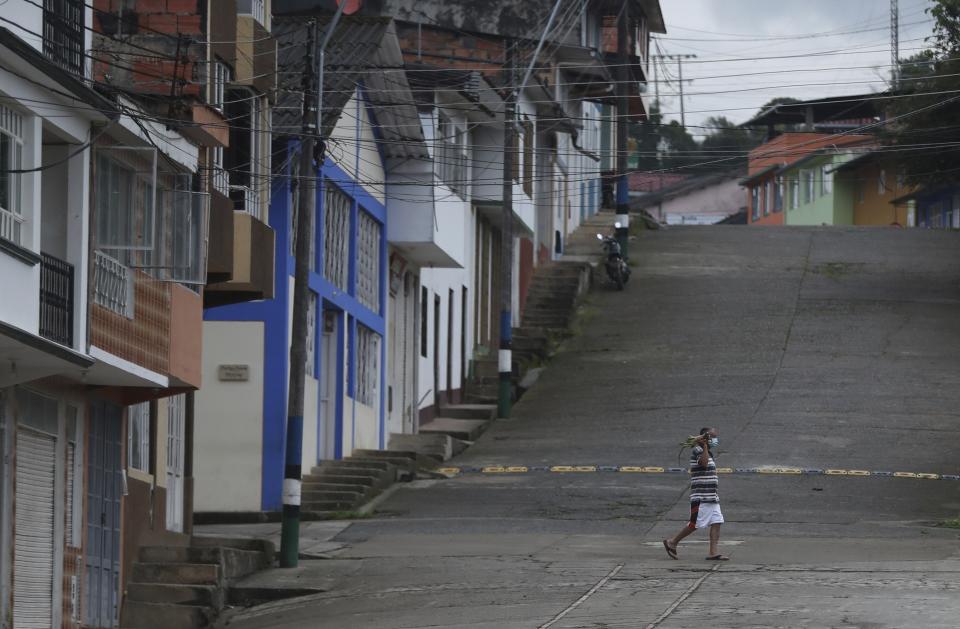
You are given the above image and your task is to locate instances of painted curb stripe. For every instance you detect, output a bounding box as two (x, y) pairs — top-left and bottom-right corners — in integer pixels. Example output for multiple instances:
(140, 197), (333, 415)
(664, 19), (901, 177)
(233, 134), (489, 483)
(431, 465), (958, 480)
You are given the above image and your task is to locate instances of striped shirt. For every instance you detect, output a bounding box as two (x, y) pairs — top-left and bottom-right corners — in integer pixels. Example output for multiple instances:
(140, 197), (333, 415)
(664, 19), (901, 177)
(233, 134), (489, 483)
(690, 445), (719, 503)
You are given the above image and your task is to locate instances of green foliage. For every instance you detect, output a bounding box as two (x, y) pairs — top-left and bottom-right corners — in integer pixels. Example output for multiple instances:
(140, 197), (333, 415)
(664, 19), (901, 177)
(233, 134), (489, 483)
(885, 0), (960, 187)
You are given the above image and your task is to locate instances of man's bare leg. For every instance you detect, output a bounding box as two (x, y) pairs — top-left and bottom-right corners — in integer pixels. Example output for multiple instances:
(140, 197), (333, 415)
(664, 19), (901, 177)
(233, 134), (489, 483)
(708, 523), (721, 557)
(666, 523), (696, 552)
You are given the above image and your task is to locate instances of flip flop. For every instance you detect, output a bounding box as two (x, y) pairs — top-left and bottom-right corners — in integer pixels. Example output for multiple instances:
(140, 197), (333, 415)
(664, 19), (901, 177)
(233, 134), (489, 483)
(705, 555), (730, 561)
(662, 540), (678, 560)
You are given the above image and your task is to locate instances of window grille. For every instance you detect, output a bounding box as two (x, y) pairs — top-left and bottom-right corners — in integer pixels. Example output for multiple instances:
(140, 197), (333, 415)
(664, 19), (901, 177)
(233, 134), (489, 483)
(356, 325), (380, 407)
(127, 402), (150, 473)
(0, 105), (23, 245)
(65, 405), (81, 546)
(356, 210), (381, 313)
(226, 90), (264, 219)
(821, 166), (833, 196)
(93, 250), (133, 317)
(878, 170), (887, 195)
(763, 182), (771, 216)
(775, 177), (784, 212)
(306, 293), (317, 377)
(43, 0), (83, 75)
(750, 187), (760, 220)
(323, 182), (350, 291)
(790, 178), (800, 209)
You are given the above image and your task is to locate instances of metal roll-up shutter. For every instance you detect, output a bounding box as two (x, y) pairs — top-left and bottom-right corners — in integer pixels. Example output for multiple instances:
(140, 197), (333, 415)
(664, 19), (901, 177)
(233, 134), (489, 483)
(13, 428), (57, 628)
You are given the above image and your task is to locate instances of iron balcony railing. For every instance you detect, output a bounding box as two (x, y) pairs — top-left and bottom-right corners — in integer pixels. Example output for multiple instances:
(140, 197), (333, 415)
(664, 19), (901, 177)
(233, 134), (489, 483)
(211, 165), (230, 198)
(39, 252), (74, 346)
(230, 184), (262, 221)
(93, 250), (133, 317)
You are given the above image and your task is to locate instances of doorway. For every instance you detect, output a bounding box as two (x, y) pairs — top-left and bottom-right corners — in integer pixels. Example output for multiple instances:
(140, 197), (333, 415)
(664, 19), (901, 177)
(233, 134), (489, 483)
(319, 309), (340, 460)
(166, 395), (186, 533)
(85, 401), (122, 629)
(433, 295), (440, 411)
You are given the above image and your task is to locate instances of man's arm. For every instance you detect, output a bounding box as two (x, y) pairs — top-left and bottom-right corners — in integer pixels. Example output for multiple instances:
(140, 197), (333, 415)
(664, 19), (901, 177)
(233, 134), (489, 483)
(697, 437), (709, 467)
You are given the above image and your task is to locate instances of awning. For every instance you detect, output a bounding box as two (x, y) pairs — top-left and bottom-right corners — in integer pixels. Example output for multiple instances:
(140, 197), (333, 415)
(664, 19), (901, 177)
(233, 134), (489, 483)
(0, 321), (94, 388)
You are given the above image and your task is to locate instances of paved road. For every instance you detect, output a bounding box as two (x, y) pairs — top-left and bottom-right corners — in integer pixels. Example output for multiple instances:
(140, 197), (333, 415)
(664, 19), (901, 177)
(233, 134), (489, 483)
(221, 226), (960, 628)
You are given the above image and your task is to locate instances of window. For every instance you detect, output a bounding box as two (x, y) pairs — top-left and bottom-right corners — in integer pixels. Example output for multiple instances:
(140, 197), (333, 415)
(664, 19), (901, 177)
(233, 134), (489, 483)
(0, 106), (23, 245)
(238, 0), (266, 24)
(857, 182), (865, 204)
(95, 148), (157, 253)
(523, 118), (534, 197)
(323, 181), (350, 291)
(127, 402), (150, 474)
(306, 293), (317, 377)
(356, 211), (381, 313)
(803, 170), (815, 204)
(210, 61), (231, 112)
(896, 167), (906, 190)
(878, 169), (887, 195)
(763, 181), (771, 216)
(151, 176), (210, 285)
(437, 114), (467, 196)
(820, 165), (833, 196)
(43, 0), (83, 74)
(751, 187), (760, 220)
(790, 178), (800, 209)
(225, 89), (264, 218)
(774, 176), (784, 212)
(355, 325), (380, 407)
(420, 287), (428, 357)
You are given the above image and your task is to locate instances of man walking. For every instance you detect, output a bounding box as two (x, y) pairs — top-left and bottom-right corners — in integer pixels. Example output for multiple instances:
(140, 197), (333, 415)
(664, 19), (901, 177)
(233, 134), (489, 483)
(662, 427), (729, 561)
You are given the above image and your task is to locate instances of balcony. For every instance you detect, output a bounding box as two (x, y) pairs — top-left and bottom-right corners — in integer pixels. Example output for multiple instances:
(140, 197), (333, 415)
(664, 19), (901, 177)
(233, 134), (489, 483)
(230, 184), (262, 220)
(0, 207), (23, 245)
(204, 211), (275, 308)
(39, 252), (74, 346)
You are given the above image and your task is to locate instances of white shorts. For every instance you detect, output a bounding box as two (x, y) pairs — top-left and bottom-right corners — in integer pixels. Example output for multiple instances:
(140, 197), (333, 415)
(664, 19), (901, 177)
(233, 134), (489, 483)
(696, 502), (724, 529)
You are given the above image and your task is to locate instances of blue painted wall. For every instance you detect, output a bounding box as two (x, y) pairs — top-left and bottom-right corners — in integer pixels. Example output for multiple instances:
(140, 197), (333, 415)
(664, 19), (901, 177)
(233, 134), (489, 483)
(204, 141), (388, 511)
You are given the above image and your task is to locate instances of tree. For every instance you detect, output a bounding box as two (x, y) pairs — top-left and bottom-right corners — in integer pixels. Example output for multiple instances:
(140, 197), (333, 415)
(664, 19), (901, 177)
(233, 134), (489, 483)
(885, 0), (960, 187)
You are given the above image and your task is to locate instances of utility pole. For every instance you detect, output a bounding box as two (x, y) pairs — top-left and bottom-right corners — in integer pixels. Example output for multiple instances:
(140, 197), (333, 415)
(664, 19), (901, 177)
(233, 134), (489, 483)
(890, 0), (900, 89)
(498, 0), (565, 419)
(614, 2), (630, 259)
(498, 44), (515, 420)
(651, 53), (696, 128)
(280, 1), (346, 568)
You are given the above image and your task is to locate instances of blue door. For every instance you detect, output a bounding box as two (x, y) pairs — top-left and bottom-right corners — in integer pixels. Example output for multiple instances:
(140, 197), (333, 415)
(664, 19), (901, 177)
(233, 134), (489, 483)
(84, 401), (122, 628)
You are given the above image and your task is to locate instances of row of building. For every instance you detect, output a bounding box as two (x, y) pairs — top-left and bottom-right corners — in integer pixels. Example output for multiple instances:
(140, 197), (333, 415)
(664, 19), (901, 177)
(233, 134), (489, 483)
(742, 95), (957, 229)
(0, 0), (665, 626)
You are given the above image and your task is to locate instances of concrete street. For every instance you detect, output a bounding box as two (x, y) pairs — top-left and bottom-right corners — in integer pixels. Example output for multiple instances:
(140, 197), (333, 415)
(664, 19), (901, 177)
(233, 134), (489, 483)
(218, 226), (960, 628)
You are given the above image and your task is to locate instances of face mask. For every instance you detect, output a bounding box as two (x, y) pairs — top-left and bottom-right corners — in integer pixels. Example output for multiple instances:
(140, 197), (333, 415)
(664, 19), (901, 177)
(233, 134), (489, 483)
(708, 437), (719, 448)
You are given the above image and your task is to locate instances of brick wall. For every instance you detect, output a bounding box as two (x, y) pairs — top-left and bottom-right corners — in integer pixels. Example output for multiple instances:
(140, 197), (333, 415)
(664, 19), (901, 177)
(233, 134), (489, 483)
(92, 0), (204, 98)
(90, 272), (171, 375)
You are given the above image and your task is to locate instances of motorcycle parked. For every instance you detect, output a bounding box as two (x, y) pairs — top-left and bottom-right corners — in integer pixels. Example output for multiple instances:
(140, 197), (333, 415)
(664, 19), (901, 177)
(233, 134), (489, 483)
(596, 223), (631, 290)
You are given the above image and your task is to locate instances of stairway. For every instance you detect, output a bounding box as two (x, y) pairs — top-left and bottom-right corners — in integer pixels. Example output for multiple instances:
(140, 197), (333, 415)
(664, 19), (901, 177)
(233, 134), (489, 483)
(299, 450), (424, 516)
(419, 403), (496, 443)
(120, 536), (274, 629)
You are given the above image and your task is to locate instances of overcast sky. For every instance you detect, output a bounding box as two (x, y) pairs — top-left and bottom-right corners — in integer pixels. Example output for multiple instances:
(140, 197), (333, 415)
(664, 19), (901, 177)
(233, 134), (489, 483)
(654, 0), (938, 136)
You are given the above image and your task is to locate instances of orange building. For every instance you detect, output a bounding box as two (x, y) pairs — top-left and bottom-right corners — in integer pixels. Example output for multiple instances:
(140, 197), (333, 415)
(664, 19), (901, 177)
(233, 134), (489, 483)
(833, 153), (913, 226)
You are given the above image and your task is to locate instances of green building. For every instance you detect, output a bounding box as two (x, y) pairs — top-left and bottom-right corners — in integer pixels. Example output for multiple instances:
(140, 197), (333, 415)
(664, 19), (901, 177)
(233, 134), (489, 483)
(781, 148), (871, 226)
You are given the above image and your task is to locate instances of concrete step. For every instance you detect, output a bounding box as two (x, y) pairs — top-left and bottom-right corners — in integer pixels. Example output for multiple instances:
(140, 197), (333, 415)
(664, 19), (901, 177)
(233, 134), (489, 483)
(300, 498), (360, 511)
(348, 453), (418, 475)
(319, 459), (394, 472)
(420, 417), (490, 441)
(388, 433), (466, 462)
(465, 392), (499, 405)
(139, 545), (221, 565)
(438, 404), (497, 420)
(303, 473), (381, 487)
(467, 382), (499, 398)
(471, 359), (499, 380)
(512, 335), (549, 352)
(190, 535), (274, 556)
(130, 562), (219, 586)
(125, 583), (221, 608)
(120, 600), (213, 629)
(300, 489), (364, 503)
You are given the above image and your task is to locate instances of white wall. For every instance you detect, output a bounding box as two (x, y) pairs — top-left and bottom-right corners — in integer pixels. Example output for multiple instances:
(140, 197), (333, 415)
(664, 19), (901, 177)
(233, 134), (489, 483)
(0, 2), (44, 53)
(328, 90), (387, 204)
(657, 179), (744, 225)
(193, 321), (265, 512)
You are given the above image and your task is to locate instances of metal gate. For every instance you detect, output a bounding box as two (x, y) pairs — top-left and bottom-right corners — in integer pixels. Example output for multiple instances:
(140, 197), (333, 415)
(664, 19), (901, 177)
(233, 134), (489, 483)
(166, 395), (185, 532)
(85, 402), (122, 628)
(13, 427), (57, 629)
